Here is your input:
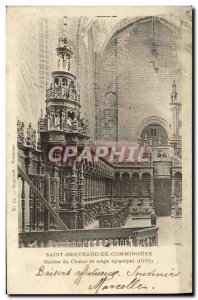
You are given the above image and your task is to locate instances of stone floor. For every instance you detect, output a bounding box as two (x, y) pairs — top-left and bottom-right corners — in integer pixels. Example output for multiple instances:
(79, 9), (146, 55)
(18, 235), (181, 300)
(85, 216), (182, 246)
(157, 216), (182, 246)
(124, 216), (182, 246)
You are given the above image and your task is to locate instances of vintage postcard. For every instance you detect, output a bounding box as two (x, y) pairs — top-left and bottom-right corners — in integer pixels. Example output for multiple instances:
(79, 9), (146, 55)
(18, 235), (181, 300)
(6, 6), (192, 294)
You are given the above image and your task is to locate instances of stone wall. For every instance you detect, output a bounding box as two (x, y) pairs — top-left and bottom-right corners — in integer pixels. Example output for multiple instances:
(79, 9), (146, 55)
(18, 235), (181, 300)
(95, 18), (182, 143)
(16, 19), (41, 129)
(95, 38), (118, 141)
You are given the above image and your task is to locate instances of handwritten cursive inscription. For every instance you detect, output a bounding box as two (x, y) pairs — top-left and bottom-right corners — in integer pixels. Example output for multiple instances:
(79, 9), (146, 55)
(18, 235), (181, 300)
(89, 276), (147, 294)
(74, 264), (119, 285)
(36, 265), (72, 277)
(35, 264), (181, 294)
(127, 265), (181, 278)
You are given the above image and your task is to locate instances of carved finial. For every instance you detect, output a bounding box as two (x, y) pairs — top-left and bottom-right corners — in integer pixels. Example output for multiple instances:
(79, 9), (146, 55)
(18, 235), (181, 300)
(171, 80), (177, 103)
(56, 36), (72, 71)
(26, 123), (36, 149)
(17, 120), (25, 145)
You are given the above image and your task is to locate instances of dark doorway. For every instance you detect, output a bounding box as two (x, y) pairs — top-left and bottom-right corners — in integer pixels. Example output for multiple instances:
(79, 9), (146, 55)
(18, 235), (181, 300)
(154, 179), (171, 216)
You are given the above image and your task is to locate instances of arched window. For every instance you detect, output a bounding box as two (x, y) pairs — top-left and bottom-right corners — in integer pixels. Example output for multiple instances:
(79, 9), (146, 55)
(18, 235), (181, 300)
(105, 92), (117, 107)
(132, 173), (140, 195)
(132, 173), (139, 180)
(151, 128), (157, 136)
(175, 172), (182, 179)
(115, 172), (120, 180)
(62, 78), (68, 86)
(141, 173), (151, 196)
(54, 77), (60, 87)
(140, 123), (168, 146)
(113, 172), (121, 196)
(122, 172), (130, 180)
(122, 172), (130, 196)
(68, 111), (75, 120)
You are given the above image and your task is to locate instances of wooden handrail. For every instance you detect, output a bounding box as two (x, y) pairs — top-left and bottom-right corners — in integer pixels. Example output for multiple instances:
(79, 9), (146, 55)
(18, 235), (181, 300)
(19, 226), (158, 243)
(18, 166), (68, 230)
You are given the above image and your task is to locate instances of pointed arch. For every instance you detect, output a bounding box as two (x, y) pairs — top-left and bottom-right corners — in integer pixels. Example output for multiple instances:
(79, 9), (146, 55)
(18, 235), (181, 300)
(135, 116), (170, 139)
(101, 16), (180, 54)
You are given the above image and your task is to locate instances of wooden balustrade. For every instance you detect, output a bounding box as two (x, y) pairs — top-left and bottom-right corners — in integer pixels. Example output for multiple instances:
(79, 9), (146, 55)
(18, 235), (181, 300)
(19, 174), (51, 231)
(19, 226), (159, 248)
(133, 227), (159, 246)
(18, 166), (68, 231)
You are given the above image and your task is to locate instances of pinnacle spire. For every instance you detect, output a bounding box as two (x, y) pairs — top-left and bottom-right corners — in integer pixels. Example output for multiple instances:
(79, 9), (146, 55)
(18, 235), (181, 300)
(171, 79), (177, 103)
(56, 17), (73, 71)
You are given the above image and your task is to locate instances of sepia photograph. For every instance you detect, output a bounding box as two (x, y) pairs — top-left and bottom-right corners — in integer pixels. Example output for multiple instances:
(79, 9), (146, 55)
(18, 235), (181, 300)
(16, 12), (187, 248)
(6, 6), (192, 294)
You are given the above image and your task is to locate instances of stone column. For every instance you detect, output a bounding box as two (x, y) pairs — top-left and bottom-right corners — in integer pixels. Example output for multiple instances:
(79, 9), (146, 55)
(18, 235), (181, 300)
(170, 107), (177, 137)
(150, 176), (154, 207)
(171, 175), (176, 217)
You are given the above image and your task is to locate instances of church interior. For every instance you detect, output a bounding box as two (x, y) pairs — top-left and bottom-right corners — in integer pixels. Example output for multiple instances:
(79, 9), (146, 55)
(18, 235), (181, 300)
(16, 15), (187, 247)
